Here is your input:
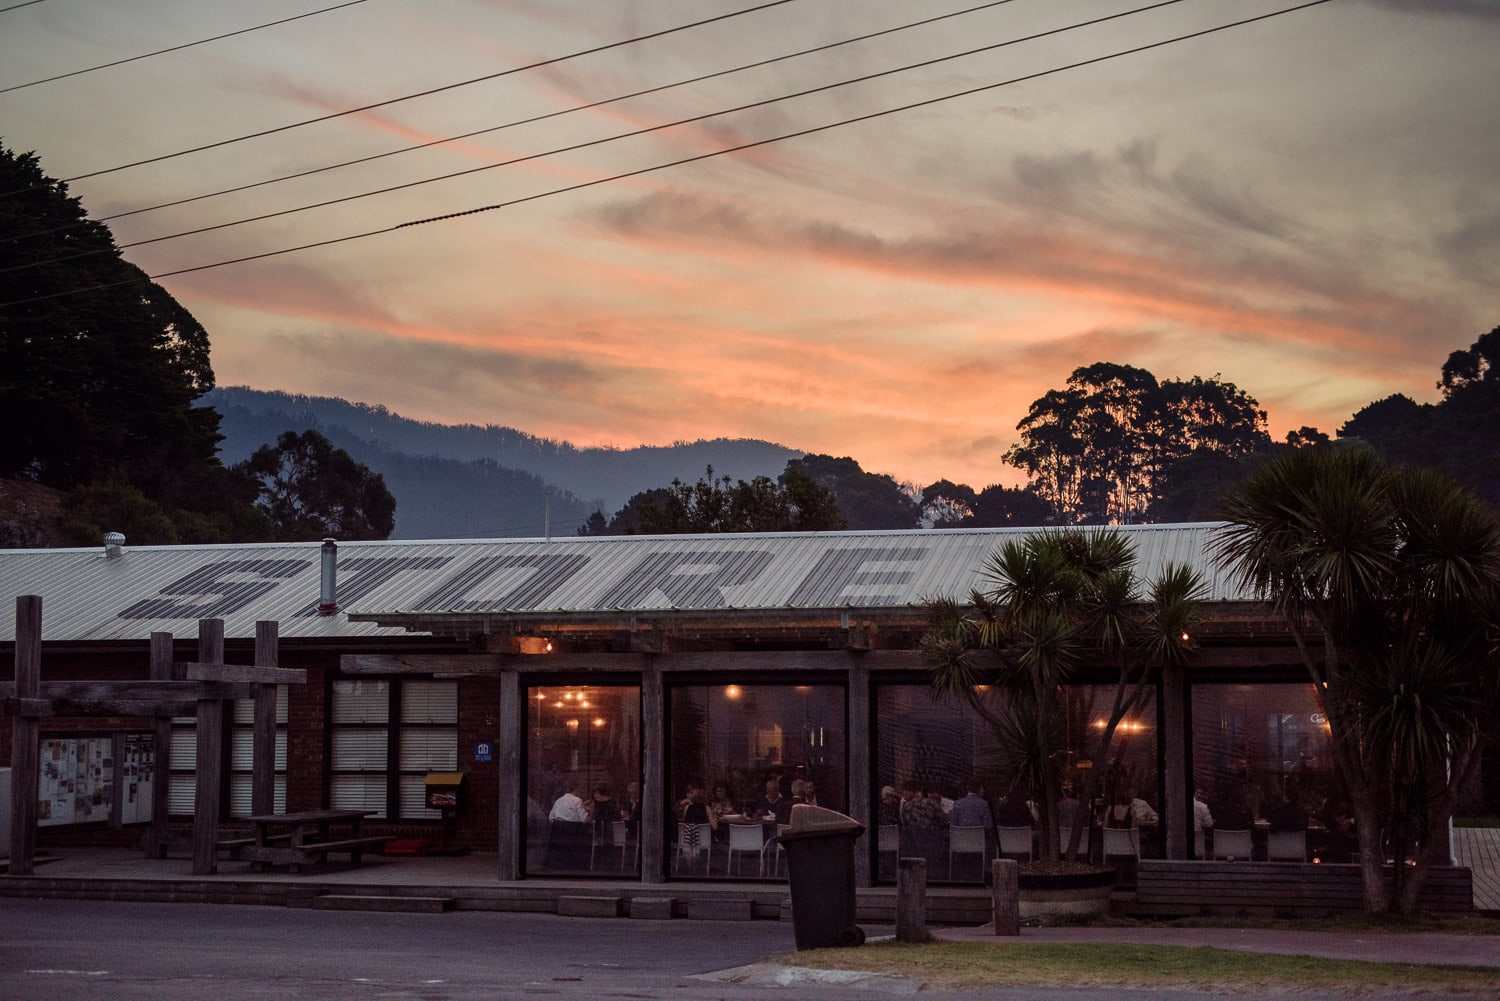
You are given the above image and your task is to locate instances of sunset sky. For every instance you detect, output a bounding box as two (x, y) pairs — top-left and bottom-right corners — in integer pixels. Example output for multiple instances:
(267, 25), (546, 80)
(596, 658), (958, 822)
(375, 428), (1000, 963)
(2, 0), (1495, 490)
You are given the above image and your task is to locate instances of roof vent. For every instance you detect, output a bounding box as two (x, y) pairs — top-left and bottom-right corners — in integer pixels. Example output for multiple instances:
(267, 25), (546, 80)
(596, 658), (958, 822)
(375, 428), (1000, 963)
(317, 538), (339, 615)
(102, 532), (125, 559)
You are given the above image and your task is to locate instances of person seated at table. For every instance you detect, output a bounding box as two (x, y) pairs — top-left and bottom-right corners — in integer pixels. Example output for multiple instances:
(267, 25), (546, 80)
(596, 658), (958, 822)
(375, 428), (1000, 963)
(709, 783), (736, 820)
(549, 778), (589, 823)
(1319, 798), (1356, 862)
(901, 781), (948, 829)
(591, 781), (621, 835)
(1104, 789), (1138, 829)
(680, 785), (719, 833)
(952, 779), (996, 836)
(1266, 788), (1307, 833)
(546, 778), (590, 868)
(1193, 787), (1215, 833)
(795, 781), (820, 808)
(753, 778), (792, 825)
(879, 785), (901, 826)
(1213, 784), (1254, 830)
(994, 787), (1035, 828)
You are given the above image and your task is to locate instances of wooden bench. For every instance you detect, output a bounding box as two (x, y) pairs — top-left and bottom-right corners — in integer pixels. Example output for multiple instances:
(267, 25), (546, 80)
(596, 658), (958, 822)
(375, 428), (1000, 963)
(234, 836), (392, 872)
(1135, 860), (1473, 917)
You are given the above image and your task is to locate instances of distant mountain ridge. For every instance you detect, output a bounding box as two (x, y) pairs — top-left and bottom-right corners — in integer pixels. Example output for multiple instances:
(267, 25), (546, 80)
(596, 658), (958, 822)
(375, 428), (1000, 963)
(204, 387), (802, 540)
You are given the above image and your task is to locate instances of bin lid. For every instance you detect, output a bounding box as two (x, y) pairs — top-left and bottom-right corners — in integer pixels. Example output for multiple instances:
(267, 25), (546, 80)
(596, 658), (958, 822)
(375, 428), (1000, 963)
(787, 803), (864, 835)
(425, 772), (465, 786)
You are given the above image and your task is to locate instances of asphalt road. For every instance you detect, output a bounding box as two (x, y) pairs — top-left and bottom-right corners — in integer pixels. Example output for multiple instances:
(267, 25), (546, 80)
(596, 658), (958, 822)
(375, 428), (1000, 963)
(0, 899), (1491, 1001)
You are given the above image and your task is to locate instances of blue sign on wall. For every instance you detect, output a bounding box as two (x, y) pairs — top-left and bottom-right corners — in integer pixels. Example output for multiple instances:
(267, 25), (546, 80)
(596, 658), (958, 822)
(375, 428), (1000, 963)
(474, 742), (493, 763)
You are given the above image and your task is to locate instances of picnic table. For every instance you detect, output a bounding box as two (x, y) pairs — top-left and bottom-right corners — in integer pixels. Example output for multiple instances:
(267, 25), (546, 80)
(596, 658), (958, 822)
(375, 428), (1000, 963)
(220, 809), (389, 873)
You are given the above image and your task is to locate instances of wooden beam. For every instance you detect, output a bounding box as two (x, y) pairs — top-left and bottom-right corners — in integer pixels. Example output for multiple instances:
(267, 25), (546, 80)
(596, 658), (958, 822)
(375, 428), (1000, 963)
(192, 620), (224, 876)
(179, 661), (306, 685)
(496, 670), (520, 881)
(340, 653), (504, 675)
(6, 696), (198, 718)
(640, 661), (664, 884)
(848, 660), (871, 887)
(148, 631), (176, 859)
(9, 595), (41, 875)
(252, 620), (279, 818)
(4, 680), (260, 702)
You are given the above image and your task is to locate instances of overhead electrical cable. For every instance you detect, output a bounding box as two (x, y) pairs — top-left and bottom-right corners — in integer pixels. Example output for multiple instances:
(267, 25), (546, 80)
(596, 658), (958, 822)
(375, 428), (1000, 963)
(0, 0), (50, 12)
(0, 0), (1336, 310)
(8, 0), (797, 190)
(0, 1), (373, 94)
(74, 0), (1021, 231)
(4, 0), (1193, 272)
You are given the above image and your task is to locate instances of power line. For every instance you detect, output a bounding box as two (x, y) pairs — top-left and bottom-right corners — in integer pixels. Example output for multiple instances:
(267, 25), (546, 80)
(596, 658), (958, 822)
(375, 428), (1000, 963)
(0, 0), (50, 13)
(0, 1), (373, 94)
(0, 0), (1336, 310)
(23, 0), (798, 188)
(5, 0), (1191, 272)
(79, 1), (1020, 231)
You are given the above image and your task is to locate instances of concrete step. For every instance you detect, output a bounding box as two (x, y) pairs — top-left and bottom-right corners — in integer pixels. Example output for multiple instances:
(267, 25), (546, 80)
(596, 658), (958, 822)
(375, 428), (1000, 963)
(309, 894), (453, 913)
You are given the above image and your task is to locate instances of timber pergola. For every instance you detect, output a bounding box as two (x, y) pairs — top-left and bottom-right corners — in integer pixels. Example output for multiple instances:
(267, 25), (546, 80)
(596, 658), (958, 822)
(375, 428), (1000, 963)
(3, 595), (306, 876)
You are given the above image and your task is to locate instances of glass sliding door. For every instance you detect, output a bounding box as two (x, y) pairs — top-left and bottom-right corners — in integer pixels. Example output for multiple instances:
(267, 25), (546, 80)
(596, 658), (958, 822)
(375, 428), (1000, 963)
(525, 683), (640, 876)
(668, 683), (845, 880)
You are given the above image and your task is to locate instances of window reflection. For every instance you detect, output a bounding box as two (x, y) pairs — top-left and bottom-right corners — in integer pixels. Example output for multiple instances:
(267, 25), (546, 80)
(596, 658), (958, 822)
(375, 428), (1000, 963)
(874, 685), (1159, 883)
(669, 683), (845, 881)
(524, 684), (640, 876)
(1192, 684), (1347, 862)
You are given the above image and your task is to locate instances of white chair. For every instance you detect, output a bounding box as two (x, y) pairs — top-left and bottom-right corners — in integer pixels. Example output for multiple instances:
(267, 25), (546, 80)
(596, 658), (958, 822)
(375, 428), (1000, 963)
(1057, 824), (1091, 859)
(761, 824), (790, 879)
(675, 822), (712, 874)
(997, 825), (1034, 861)
(726, 823), (765, 877)
(1267, 829), (1307, 862)
(1213, 828), (1253, 861)
(1102, 825), (1140, 860)
(949, 825), (988, 880)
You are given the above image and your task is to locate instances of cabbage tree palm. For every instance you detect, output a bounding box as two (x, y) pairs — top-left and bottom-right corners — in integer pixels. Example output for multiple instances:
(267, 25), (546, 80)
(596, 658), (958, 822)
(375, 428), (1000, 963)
(922, 529), (1203, 864)
(1215, 446), (1500, 914)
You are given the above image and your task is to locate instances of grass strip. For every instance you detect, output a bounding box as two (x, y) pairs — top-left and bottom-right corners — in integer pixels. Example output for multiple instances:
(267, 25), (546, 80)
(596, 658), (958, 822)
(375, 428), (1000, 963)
(783, 941), (1500, 993)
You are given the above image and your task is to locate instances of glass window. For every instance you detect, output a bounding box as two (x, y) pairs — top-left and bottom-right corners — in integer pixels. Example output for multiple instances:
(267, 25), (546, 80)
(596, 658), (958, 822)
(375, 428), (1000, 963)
(667, 683), (846, 881)
(1192, 683), (1346, 861)
(874, 683), (1159, 883)
(525, 684), (641, 877)
(329, 679), (458, 820)
(168, 690), (291, 818)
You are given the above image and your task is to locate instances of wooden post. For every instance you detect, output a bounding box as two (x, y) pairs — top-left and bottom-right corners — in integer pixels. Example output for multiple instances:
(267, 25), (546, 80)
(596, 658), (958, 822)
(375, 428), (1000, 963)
(251, 621), (279, 817)
(147, 631), (175, 858)
(192, 620), (225, 875)
(992, 858), (1021, 936)
(8, 595), (42, 876)
(496, 669), (520, 881)
(847, 658), (871, 887)
(640, 661), (664, 883)
(896, 857), (928, 942)
(1161, 661), (1188, 861)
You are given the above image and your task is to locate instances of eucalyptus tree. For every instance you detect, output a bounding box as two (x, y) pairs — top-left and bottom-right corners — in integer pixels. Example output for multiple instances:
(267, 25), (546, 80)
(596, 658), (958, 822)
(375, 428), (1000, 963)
(1215, 445), (1500, 914)
(922, 529), (1203, 863)
(1005, 363), (1268, 525)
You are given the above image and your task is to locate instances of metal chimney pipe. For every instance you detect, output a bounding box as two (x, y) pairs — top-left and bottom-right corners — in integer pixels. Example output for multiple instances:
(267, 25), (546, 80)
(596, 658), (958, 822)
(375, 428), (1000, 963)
(317, 538), (339, 615)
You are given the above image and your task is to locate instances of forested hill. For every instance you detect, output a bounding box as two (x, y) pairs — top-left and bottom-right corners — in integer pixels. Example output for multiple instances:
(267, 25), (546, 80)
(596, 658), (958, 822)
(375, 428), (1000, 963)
(206, 387), (802, 539)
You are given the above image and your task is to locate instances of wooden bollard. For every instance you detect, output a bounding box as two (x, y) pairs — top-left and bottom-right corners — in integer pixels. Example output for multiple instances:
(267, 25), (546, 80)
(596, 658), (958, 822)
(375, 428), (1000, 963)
(992, 857), (1020, 936)
(896, 857), (928, 943)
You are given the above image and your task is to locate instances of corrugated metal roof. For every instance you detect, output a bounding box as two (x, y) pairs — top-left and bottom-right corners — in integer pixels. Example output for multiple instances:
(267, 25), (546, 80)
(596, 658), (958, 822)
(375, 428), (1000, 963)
(0, 523), (1247, 643)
